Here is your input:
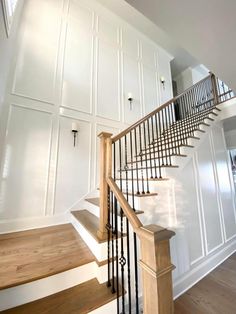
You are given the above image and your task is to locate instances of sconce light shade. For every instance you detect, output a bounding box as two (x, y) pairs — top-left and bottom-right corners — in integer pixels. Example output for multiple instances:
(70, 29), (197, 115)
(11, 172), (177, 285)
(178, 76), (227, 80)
(160, 76), (165, 90)
(72, 122), (78, 132)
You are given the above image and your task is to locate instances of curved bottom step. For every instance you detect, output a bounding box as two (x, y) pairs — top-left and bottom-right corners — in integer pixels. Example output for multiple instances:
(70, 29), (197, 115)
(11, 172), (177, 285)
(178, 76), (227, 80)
(2, 278), (118, 314)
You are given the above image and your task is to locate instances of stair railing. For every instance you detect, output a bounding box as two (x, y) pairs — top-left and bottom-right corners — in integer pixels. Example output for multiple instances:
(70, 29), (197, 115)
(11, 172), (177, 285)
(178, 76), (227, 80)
(97, 73), (232, 314)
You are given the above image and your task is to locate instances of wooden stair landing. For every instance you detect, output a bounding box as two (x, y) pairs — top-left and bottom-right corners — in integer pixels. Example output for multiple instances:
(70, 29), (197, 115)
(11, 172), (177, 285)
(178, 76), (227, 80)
(2, 278), (117, 314)
(0, 224), (94, 290)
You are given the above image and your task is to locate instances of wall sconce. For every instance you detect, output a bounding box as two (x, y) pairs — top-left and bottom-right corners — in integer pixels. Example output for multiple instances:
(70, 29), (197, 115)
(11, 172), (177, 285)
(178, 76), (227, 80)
(71, 122), (78, 147)
(160, 76), (165, 90)
(128, 92), (133, 110)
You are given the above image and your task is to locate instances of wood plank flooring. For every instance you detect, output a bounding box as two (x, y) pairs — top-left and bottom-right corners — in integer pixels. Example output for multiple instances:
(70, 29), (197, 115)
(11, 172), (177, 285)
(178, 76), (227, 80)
(0, 224), (95, 290)
(1, 278), (117, 314)
(175, 253), (236, 314)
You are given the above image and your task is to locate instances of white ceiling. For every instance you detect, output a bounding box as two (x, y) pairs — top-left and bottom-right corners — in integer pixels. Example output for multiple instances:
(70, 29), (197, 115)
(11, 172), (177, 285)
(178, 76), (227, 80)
(95, 0), (199, 77)
(124, 0), (236, 91)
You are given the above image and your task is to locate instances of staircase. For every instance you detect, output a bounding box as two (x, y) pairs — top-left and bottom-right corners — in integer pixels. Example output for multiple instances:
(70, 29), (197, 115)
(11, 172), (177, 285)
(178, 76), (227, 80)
(0, 73), (234, 313)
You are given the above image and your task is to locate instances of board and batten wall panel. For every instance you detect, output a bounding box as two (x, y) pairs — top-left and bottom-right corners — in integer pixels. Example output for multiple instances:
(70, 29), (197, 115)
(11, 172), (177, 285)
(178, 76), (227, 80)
(62, 2), (93, 113)
(0, 105), (52, 219)
(96, 40), (120, 121)
(54, 117), (91, 214)
(142, 65), (158, 114)
(0, 0), (173, 228)
(174, 158), (204, 266)
(123, 53), (141, 124)
(196, 136), (224, 253)
(12, 0), (63, 103)
(211, 126), (236, 241)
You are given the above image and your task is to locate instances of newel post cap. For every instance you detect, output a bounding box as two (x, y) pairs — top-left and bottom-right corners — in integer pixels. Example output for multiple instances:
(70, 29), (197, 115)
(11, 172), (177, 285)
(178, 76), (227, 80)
(137, 224), (175, 242)
(98, 132), (113, 139)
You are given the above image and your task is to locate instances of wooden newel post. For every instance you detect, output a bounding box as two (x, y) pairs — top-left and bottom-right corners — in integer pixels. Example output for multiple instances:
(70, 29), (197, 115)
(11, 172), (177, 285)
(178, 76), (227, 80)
(210, 72), (219, 106)
(97, 132), (113, 240)
(137, 224), (175, 314)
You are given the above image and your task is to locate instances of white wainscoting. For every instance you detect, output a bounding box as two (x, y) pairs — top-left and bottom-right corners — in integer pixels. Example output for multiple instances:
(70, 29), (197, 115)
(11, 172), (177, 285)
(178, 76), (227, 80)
(0, 0), (173, 230)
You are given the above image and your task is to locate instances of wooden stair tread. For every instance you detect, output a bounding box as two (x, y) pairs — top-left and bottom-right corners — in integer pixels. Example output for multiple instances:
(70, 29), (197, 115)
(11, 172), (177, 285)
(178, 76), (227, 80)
(116, 177), (169, 181)
(151, 136), (200, 146)
(71, 210), (124, 243)
(119, 165), (179, 172)
(132, 154), (187, 164)
(117, 210), (144, 216)
(2, 278), (118, 314)
(86, 197), (100, 207)
(127, 192), (158, 197)
(0, 224), (95, 290)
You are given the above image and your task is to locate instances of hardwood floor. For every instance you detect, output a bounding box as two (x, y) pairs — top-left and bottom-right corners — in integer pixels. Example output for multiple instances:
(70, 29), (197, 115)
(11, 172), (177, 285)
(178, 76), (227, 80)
(1, 278), (117, 314)
(175, 253), (236, 314)
(0, 224), (95, 290)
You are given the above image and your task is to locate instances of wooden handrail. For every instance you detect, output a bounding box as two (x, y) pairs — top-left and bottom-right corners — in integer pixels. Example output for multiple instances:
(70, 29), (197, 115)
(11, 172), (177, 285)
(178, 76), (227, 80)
(112, 74), (211, 143)
(107, 176), (143, 231)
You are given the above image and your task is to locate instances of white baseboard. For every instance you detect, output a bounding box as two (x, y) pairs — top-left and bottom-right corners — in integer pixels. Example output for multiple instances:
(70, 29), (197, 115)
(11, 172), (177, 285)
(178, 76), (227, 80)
(0, 212), (71, 234)
(173, 238), (236, 299)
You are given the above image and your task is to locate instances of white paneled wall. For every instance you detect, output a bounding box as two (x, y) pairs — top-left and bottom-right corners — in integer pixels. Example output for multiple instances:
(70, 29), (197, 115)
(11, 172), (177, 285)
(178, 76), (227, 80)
(138, 121), (236, 296)
(0, 0), (173, 229)
(170, 123), (236, 296)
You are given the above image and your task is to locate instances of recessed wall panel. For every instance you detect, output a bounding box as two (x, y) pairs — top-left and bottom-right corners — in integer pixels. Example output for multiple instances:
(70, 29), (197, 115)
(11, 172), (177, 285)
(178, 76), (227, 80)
(211, 126), (236, 240)
(143, 65), (159, 114)
(55, 117), (91, 214)
(123, 53), (141, 124)
(0, 105), (52, 219)
(13, 0), (63, 103)
(175, 159), (204, 265)
(98, 15), (119, 45)
(96, 40), (120, 121)
(122, 29), (138, 58)
(141, 39), (156, 69)
(197, 136), (223, 252)
(62, 10), (93, 113)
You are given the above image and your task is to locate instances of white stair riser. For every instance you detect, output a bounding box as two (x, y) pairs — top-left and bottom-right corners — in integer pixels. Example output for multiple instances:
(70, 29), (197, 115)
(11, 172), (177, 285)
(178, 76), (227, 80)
(71, 214), (107, 262)
(0, 263), (96, 311)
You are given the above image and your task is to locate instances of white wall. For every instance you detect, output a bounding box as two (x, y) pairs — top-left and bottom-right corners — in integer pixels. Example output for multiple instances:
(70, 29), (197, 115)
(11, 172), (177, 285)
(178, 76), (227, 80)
(0, 0), (173, 230)
(174, 64), (209, 94)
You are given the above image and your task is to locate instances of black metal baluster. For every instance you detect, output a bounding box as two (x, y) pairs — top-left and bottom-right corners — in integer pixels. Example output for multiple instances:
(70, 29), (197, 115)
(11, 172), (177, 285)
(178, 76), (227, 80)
(134, 128), (140, 195)
(157, 111), (164, 168)
(124, 135), (132, 313)
(107, 186), (111, 289)
(138, 125), (145, 194)
(161, 108), (168, 165)
(155, 113), (162, 178)
(129, 132), (139, 313)
(150, 116), (158, 178)
(113, 143), (120, 313)
(164, 107), (171, 165)
(143, 122), (150, 193)
(111, 189), (115, 294)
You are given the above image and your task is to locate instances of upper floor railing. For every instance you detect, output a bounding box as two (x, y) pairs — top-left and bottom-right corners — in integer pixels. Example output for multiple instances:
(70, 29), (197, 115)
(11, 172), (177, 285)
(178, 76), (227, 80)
(98, 72), (234, 314)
